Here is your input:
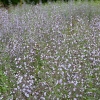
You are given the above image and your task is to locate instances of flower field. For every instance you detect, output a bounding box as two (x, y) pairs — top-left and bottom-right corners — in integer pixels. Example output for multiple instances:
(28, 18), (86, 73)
(0, 1), (100, 100)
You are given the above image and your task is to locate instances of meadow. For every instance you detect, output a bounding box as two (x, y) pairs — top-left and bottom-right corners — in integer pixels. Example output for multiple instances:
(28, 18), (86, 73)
(0, 1), (100, 100)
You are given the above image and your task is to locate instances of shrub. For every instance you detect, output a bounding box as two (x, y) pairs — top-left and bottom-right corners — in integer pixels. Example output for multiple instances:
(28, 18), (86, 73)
(0, 0), (20, 6)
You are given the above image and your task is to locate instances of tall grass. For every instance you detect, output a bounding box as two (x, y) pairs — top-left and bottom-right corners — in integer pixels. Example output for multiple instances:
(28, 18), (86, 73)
(0, 1), (100, 100)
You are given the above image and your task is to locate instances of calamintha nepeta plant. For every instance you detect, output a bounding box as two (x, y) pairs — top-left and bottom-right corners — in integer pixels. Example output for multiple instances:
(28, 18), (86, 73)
(0, 1), (100, 100)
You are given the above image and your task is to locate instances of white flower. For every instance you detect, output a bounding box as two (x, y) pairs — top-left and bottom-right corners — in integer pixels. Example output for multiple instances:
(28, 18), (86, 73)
(17, 76), (23, 84)
(68, 64), (71, 68)
(74, 98), (77, 100)
(25, 93), (29, 97)
(18, 57), (21, 61)
(44, 92), (46, 96)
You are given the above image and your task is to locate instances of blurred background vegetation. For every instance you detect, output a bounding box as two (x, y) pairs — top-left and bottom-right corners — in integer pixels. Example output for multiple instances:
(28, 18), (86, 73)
(0, 0), (100, 7)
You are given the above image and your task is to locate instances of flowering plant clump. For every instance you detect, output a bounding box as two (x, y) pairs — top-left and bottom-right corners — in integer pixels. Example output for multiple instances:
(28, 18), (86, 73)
(0, 1), (100, 100)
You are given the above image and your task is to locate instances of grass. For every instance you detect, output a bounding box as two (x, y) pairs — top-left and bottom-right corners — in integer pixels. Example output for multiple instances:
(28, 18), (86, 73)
(0, 1), (100, 100)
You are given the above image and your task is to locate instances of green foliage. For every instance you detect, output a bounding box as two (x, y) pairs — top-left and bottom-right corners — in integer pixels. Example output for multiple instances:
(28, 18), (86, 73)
(24, 0), (39, 4)
(0, 0), (100, 6)
(0, 0), (21, 6)
(0, 40), (16, 97)
(0, 70), (8, 93)
(0, 54), (14, 95)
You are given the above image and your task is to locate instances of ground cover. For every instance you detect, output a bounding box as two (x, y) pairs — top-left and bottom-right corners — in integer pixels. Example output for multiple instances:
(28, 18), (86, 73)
(0, 1), (100, 100)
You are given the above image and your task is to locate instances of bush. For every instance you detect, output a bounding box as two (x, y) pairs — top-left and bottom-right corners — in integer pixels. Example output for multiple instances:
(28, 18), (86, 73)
(0, 0), (20, 6)
(0, 0), (100, 6)
(24, 0), (39, 4)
